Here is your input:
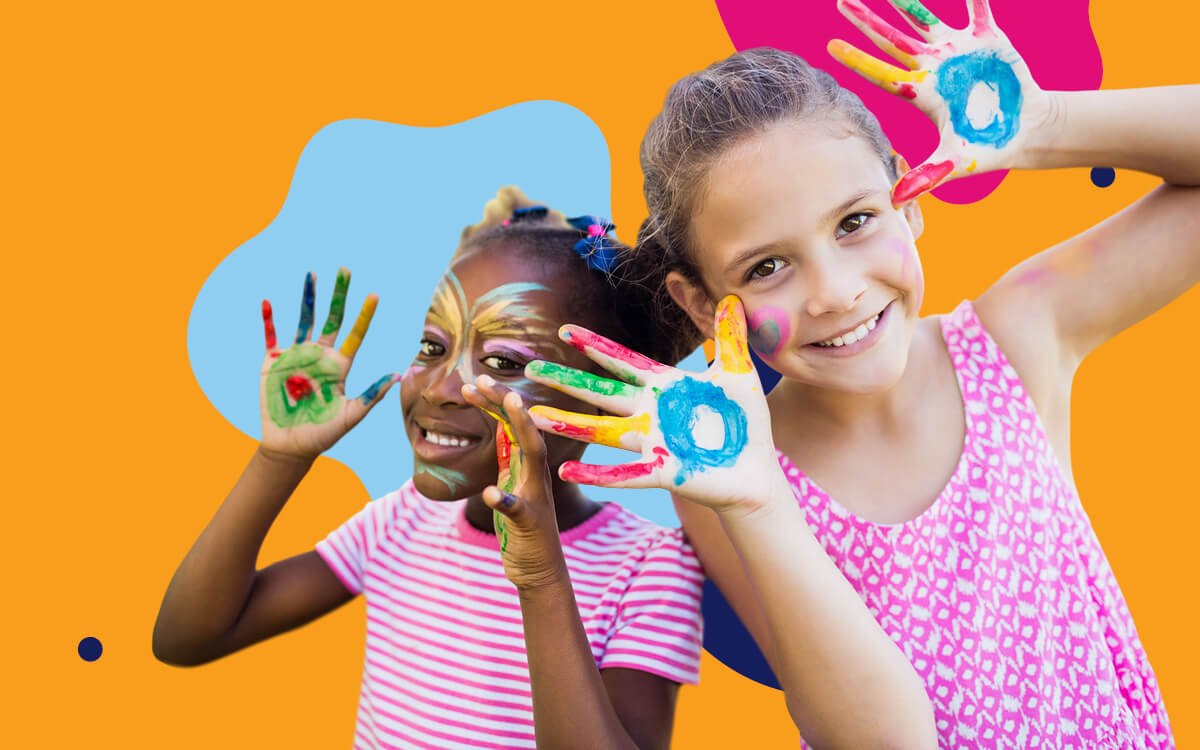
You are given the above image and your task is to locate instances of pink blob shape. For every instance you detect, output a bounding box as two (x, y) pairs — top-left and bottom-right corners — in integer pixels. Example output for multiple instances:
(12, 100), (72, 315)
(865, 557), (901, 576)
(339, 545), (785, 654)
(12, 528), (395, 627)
(713, 0), (1103, 204)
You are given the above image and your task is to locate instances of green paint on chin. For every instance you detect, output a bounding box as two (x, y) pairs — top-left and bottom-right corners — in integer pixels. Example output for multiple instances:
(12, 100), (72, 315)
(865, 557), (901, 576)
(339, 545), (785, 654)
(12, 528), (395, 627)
(896, 0), (940, 26)
(416, 460), (468, 496)
(265, 343), (344, 428)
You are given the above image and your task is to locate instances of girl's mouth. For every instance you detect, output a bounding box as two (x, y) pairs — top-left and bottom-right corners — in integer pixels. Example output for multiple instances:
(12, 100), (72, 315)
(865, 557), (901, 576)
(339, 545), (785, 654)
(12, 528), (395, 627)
(805, 301), (892, 357)
(414, 423), (484, 460)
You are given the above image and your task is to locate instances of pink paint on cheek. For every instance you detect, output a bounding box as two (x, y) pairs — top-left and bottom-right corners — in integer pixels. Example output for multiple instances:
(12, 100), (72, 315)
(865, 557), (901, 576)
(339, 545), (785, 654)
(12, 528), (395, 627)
(747, 306), (791, 358)
(890, 240), (924, 310)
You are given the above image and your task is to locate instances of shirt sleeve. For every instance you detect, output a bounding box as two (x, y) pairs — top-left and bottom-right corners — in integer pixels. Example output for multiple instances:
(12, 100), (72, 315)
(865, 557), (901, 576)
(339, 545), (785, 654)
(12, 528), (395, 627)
(598, 528), (706, 685)
(314, 487), (405, 595)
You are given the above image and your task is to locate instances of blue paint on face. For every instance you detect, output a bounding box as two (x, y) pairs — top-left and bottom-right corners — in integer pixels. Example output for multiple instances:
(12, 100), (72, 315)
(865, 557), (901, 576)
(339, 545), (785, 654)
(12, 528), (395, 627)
(657, 379), (748, 484)
(748, 319), (781, 357)
(936, 51), (1023, 148)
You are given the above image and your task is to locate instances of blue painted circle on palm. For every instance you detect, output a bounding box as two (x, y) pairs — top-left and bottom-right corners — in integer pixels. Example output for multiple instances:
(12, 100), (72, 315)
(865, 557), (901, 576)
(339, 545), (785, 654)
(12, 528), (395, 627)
(657, 379), (748, 485)
(936, 51), (1023, 148)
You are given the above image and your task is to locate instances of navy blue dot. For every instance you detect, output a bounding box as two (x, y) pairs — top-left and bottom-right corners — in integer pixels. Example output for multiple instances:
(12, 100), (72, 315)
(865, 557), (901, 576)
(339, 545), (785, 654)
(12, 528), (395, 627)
(1091, 167), (1115, 188)
(78, 636), (103, 662)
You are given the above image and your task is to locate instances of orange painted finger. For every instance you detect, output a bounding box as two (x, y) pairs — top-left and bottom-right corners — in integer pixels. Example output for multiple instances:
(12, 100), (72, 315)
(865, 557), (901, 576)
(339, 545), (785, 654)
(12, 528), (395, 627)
(339, 294), (378, 357)
(529, 405), (650, 452)
(714, 296), (754, 375)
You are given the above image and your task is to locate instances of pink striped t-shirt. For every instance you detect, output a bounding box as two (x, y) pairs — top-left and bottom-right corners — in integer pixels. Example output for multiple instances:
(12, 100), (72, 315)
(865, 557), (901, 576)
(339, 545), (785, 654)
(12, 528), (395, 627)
(780, 301), (1172, 748)
(315, 480), (704, 750)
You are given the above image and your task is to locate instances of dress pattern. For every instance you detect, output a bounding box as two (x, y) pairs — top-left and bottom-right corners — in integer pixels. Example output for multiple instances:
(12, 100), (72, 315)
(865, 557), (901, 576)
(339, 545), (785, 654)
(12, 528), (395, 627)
(778, 301), (1173, 749)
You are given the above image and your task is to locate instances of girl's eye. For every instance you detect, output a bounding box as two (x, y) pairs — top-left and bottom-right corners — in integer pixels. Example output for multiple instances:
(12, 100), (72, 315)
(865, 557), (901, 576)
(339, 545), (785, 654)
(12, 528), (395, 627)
(419, 339), (445, 357)
(836, 212), (873, 237)
(748, 257), (785, 280)
(481, 354), (524, 372)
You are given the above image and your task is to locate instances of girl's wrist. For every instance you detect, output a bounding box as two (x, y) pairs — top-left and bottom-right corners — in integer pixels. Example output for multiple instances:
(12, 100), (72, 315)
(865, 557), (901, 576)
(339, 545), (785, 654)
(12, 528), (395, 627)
(514, 562), (572, 599)
(1011, 90), (1068, 172)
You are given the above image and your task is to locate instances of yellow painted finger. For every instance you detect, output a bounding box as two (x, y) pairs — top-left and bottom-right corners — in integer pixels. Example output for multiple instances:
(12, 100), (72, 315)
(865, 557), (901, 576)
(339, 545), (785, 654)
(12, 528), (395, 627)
(827, 39), (928, 91)
(339, 294), (378, 357)
(529, 406), (650, 451)
(715, 296), (753, 375)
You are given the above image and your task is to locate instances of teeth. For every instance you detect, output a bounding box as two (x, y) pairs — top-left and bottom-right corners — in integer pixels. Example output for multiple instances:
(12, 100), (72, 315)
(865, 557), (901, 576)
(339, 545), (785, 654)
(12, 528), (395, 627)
(425, 430), (473, 447)
(816, 312), (882, 348)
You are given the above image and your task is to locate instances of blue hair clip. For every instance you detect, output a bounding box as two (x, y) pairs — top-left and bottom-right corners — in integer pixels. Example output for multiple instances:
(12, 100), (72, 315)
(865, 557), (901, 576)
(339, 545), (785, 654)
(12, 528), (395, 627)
(503, 205), (549, 226)
(566, 214), (618, 274)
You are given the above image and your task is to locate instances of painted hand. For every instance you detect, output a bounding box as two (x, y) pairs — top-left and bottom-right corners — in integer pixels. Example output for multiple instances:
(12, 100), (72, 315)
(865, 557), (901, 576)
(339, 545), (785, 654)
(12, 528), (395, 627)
(527, 296), (783, 515)
(829, 0), (1052, 204)
(259, 268), (398, 459)
(463, 381), (569, 589)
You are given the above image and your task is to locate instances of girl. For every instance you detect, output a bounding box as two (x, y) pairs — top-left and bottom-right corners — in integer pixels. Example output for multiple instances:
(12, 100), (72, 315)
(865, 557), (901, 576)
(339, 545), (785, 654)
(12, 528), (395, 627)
(152, 188), (705, 750)
(524, 0), (1194, 746)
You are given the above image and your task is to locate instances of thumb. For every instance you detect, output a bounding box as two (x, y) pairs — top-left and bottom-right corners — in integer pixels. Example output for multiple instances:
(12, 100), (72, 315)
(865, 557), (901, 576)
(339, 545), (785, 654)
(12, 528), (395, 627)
(483, 485), (529, 524)
(713, 296), (753, 375)
(891, 150), (963, 207)
(343, 372), (400, 426)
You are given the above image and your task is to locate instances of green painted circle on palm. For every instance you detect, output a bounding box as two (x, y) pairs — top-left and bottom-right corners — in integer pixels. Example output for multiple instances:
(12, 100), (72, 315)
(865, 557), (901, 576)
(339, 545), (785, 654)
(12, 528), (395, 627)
(265, 343), (344, 428)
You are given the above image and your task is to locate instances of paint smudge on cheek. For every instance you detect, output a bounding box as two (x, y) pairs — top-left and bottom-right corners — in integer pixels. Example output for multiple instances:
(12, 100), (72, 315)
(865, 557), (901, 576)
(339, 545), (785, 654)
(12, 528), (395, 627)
(415, 459), (469, 496)
(889, 240), (924, 311)
(747, 306), (791, 359)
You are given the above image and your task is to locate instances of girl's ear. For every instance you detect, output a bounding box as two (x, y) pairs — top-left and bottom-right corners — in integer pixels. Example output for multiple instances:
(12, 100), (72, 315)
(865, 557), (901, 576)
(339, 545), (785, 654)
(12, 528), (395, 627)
(666, 270), (717, 339)
(892, 154), (925, 241)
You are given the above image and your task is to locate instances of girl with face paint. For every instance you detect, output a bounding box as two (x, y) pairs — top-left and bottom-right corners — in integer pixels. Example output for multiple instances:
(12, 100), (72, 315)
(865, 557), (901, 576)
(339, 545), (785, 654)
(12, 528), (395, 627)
(522, 0), (1195, 746)
(152, 188), (703, 750)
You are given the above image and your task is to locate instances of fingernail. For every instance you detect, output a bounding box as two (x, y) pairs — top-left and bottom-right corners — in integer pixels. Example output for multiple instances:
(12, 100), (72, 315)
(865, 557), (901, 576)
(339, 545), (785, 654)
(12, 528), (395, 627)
(500, 492), (517, 508)
(477, 374), (495, 387)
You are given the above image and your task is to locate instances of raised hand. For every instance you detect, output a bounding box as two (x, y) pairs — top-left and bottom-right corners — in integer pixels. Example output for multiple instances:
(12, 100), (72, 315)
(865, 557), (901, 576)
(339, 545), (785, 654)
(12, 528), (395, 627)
(829, 0), (1053, 204)
(526, 296), (784, 515)
(259, 268), (398, 459)
(463, 379), (570, 588)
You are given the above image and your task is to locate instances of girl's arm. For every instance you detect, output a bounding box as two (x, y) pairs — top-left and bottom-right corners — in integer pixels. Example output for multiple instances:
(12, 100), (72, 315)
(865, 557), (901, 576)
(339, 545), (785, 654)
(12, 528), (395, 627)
(981, 87), (1200, 366)
(154, 269), (396, 665)
(463, 383), (682, 750)
(830, 0), (1200, 372)
(525, 299), (937, 749)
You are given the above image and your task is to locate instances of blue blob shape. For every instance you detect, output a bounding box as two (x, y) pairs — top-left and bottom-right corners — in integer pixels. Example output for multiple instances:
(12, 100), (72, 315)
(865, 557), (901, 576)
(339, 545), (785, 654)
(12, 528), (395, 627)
(78, 636), (103, 662)
(657, 378), (749, 482)
(701, 580), (780, 689)
(187, 103), (693, 527)
(1090, 167), (1115, 187)
(936, 51), (1023, 148)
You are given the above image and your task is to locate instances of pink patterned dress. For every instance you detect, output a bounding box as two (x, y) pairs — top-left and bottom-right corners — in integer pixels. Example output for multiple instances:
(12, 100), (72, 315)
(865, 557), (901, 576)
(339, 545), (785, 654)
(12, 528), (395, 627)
(778, 301), (1173, 748)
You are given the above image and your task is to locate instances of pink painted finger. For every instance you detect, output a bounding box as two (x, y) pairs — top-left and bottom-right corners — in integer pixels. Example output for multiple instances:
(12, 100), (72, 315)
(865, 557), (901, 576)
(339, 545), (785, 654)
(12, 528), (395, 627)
(559, 324), (671, 385)
(559, 457), (663, 489)
(838, 0), (933, 69)
(967, 0), (994, 36)
(891, 158), (960, 206)
(262, 300), (279, 355)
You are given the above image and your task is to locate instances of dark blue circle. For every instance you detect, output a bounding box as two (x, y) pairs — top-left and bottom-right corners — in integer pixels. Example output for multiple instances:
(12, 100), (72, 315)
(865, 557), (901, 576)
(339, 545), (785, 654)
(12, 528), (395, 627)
(78, 636), (103, 662)
(1090, 167), (1116, 188)
(701, 580), (780, 689)
(657, 379), (748, 485)
(936, 51), (1023, 149)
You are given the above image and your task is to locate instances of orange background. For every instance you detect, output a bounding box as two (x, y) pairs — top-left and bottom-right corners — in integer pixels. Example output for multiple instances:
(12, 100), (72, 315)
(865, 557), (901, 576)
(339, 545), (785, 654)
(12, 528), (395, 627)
(4, 0), (1197, 746)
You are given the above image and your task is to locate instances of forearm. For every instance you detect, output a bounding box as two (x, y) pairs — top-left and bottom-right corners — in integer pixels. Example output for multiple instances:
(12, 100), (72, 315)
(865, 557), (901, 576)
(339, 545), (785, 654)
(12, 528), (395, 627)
(1022, 86), (1200, 185)
(519, 574), (639, 750)
(718, 485), (936, 749)
(153, 447), (313, 662)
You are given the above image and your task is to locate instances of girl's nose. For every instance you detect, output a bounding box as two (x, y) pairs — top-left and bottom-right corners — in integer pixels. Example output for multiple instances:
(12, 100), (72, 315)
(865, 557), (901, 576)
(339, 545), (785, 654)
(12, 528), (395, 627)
(804, 256), (867, 318)
(422, 362), (470, 407)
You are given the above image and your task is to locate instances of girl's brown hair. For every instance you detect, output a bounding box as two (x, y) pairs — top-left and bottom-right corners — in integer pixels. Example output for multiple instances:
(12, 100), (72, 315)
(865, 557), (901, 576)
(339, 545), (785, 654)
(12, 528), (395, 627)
(631, 47), (898, 359)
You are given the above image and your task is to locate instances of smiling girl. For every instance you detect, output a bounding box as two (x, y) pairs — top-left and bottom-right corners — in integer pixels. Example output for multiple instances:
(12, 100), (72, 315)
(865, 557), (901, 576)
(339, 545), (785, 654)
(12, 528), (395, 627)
(522, 0), (1195, 746)
(152, 188), (704, 750)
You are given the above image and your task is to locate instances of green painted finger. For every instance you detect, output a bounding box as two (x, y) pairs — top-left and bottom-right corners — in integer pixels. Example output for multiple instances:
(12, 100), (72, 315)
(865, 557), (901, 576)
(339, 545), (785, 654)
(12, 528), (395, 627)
(319, 267), (351, 343)
(889, 0), (941, 29)
(526, 360), (643, 414)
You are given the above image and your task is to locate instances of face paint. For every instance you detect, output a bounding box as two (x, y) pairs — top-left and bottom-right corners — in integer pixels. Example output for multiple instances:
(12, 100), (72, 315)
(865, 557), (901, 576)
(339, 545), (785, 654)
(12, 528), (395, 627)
(657, 379), (749, 486)
(747, 306), (791, 359)
(264, 343), (343, 427)
(414, 459), (468, 495)
(936, 51), (1023, 149)
(889, 239), (925, 310)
